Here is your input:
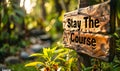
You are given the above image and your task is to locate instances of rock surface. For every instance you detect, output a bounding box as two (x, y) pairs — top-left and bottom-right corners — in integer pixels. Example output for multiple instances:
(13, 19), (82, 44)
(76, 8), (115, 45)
(5, 56), (20, 64)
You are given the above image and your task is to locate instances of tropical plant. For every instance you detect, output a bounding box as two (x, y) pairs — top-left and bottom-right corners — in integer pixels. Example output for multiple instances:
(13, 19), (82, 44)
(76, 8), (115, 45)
(25, 44), (78, 71)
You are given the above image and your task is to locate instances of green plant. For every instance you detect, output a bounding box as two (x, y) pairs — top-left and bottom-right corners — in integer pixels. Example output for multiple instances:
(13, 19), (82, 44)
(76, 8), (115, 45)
(8, 61), (36, 71)
(25, 42), (78, 71)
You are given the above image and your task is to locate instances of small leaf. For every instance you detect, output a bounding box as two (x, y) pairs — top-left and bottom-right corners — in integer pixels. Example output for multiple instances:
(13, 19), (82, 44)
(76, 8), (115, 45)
(29, 53), (43, 57)
(25, 62), (44, 67)
(51, 46), (57, 51)
(114, 33), (119, 38)
(68, 58), (74, 64)
(84, 67), (93, 71)
(53, 51), (68, 61)
(54, 49), (64, 53)
(58, 57), (66, 62)
(43, 48), (48, 56)
(81, 63), (85, 69)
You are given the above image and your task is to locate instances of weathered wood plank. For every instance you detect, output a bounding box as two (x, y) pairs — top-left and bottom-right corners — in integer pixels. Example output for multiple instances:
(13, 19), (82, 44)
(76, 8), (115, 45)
(63, 30), (114, 61)
(63, 1), (112, 33)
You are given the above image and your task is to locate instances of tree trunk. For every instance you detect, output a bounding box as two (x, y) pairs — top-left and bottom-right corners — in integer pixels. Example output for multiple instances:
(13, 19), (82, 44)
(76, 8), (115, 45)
(41, 0), (46, 20)
(54, 0), (63, 16)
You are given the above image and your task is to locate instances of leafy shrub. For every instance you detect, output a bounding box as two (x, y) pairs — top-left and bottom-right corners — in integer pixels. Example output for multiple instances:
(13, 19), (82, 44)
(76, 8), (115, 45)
(25, 41), (78, 71)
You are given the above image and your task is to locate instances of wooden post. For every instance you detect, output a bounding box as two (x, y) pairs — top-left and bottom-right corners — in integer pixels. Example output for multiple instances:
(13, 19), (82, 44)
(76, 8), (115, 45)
(108, 0), (116, 62)
(110, 0), (116, 34)
(78, 0), (89, 8)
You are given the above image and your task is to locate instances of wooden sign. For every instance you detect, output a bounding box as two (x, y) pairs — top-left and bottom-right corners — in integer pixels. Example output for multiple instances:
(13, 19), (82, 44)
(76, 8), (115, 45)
(62, 1), (115, 61)
(63, 1), (112, 34)
(63, 30), (114, 61)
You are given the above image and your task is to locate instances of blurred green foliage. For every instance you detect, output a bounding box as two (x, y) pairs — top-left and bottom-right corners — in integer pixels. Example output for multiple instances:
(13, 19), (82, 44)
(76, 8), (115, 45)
(8, 61), (36, 71)
(0, 0), (78, 65)
(0, 0), (120, 71)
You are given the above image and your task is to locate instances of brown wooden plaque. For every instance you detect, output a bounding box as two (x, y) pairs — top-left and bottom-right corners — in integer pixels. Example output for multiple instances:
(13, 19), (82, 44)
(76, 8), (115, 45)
(63, 30), (114, 61)
(62, 1), (115, 61)
(63, 1), (111, 33)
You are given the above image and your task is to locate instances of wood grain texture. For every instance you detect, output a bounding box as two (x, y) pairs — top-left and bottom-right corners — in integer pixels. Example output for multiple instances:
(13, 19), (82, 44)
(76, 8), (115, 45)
(63, 30), (113, 61)
(62, 0), (115, 61)
(63, 1), (111, 34)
